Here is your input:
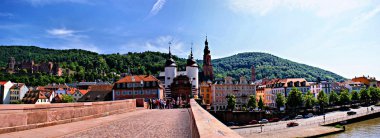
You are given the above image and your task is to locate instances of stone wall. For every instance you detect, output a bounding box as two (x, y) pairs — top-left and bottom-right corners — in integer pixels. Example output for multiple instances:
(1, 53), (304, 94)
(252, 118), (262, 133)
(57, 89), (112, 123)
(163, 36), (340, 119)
(0, 99), (136, 134)
(189, 99), (241, 138)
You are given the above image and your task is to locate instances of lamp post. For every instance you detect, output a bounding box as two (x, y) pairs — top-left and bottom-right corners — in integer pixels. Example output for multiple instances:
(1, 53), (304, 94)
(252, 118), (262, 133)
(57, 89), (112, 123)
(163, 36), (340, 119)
(140, 80), (144, 100)
(132, 78), (135, 99)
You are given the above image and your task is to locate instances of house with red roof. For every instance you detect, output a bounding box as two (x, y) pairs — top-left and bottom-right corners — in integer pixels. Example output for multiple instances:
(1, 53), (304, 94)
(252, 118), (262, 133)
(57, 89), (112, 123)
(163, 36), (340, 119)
(21, 90), (52, 104)
(113, 75), (164, 100)
(0, 81), (13, 104)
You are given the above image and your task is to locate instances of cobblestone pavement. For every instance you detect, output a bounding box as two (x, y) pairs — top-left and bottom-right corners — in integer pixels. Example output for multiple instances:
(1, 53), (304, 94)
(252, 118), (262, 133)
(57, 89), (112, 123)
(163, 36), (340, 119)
(63, 109), (191, 138)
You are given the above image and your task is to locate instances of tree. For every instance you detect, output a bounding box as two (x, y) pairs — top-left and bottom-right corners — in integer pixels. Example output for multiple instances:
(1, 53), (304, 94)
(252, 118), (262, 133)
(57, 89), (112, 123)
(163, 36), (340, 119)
(286, 87), (303, 113)
(62, 94), (74, 103)
(227, 94), (236, 111)
(304, 91), (316, 109)
(360, 88), (371, 105)
(247, 95), (257, 110)
(275, 93), (285, 111)
(339, 90), (351, 106)
(351, 91), (360, 104)
(258, 96), (264, 110)
(328, 91), (339, 106)
(369, 87), (380, 104)
(317, 90), (328, 113)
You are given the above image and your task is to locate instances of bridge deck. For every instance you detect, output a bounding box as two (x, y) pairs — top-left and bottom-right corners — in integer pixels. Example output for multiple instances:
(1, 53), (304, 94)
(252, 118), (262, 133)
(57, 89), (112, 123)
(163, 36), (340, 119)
(0, 109), (191, 138)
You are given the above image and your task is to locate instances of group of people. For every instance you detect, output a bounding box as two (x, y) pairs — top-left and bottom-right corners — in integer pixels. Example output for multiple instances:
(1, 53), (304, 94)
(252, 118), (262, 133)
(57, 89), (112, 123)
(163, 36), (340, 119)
(147, 98), (176, 109)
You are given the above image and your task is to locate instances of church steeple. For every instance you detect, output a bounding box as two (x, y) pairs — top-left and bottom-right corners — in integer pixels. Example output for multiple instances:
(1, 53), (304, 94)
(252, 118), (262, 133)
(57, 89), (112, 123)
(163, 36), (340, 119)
(187, 43), (197, 67)
(165, 42), (176, 67)
(202, 36), (214, 81)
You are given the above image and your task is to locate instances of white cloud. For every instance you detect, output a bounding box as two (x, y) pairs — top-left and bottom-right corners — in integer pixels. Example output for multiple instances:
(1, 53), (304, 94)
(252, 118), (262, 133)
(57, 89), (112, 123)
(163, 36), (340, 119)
(229, 0), (371, 17)
(149, 0), (166, 17)
(337, 4), (380, 33)
(47, 28), (75, 36)
(23, 0), (91, 6)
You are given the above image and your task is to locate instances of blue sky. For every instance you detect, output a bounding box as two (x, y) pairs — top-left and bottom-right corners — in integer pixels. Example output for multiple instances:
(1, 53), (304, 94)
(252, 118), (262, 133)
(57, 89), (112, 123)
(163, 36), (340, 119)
(1, 0), (380, 79)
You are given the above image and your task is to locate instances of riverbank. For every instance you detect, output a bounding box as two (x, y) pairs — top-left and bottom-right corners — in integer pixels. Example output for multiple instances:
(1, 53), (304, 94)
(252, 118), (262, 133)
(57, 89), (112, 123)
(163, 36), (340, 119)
(239, 126), (343, 138)
(235, 105), (380, 138)
(324, 117), (380, 138)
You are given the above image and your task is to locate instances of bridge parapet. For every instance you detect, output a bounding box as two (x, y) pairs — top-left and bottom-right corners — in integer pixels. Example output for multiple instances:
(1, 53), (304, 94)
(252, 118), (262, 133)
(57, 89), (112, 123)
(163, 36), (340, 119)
(189, 99), (242, 138)
(0, 100), (136, 134)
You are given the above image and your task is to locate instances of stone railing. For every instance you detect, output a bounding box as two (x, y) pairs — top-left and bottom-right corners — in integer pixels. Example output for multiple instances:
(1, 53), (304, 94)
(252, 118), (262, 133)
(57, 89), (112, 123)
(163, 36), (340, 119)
(0, 99), (136, 134)
(189, 99), (242, 138)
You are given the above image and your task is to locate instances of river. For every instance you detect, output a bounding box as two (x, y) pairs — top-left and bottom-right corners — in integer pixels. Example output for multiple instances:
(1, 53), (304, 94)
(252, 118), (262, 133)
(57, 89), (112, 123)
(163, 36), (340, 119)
(325, 117), (380, 138)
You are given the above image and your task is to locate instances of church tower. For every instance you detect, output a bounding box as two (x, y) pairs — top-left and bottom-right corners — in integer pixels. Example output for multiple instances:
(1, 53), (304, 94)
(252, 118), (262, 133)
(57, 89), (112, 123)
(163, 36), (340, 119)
(164, 43), (177, 98)
(202, 36), (214, 81)
(186, 45), (199, 97)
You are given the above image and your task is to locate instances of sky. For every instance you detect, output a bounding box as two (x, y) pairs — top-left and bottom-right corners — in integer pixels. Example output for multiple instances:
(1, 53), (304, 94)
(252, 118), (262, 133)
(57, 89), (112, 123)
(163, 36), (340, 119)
(0, 0), (380, 79)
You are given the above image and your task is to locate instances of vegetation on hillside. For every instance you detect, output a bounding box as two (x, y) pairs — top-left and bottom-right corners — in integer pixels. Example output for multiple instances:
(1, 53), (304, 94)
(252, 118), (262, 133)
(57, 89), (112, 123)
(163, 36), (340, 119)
(206, 52), (345, 81)
(0, 46), (345, 86)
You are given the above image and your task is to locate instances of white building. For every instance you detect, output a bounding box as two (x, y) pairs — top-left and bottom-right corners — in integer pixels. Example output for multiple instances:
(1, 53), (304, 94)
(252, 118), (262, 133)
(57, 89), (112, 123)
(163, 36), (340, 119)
(0, 81), (13, 104)
(162, 46), (199, 99)
(310, 81), (332, 97)
(9, 83), (28, 103)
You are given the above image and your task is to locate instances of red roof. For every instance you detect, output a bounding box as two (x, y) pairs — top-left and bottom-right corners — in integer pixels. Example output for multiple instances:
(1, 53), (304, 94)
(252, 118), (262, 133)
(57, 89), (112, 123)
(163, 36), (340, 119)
(116, 75), (159, 83)
(0, 81), (9, 85)
(78, 90), (89, 95)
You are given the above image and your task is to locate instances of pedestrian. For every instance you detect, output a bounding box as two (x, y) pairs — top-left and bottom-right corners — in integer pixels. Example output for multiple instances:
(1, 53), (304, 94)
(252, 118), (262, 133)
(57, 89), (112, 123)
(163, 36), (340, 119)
(148, 99), (151, 109)
(163, 100), (166, 109)
(156, 99), (160, 109)
(153, 99), (156, 109)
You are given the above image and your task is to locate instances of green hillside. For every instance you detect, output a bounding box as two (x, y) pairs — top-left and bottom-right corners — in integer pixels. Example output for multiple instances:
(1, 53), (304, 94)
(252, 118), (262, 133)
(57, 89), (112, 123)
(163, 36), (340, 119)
(0, 46), (345, 85)
(208, 52), (345, 82)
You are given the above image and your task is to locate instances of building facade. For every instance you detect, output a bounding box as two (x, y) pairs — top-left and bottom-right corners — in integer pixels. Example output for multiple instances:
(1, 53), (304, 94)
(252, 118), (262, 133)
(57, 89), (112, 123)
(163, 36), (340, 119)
(200, 81), (213, 105)
(0, 81), (13, 104)
(9, 83), (28, 103)
(163, 44), (199, 99)
(352, 76), (378, 88)
(213, 76), (255, 110)
(113, 75), (163, 100)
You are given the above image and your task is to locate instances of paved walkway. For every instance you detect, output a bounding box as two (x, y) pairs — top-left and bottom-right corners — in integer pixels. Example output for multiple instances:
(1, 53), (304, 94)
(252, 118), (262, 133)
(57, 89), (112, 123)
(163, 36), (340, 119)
(0, 109), (191, 138)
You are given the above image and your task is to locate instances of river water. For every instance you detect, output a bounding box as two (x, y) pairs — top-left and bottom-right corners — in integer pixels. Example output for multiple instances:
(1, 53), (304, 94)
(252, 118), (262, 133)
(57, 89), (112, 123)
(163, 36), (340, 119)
(326, 117), (380, 138)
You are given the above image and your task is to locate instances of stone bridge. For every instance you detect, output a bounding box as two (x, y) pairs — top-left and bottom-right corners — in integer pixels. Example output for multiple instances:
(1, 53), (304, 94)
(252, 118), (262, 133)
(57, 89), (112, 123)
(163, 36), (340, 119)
(0, 99), (241, 138)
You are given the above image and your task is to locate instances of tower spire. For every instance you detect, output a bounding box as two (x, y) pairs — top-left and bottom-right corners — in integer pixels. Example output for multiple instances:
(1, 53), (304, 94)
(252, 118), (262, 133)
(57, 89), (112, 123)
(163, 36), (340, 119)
(190, 42), (193, 58)
(168, 41), (172, 58)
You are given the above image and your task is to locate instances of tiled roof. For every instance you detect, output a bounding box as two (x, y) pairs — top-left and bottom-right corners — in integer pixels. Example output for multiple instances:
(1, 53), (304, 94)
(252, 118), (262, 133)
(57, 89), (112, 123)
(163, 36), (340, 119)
(0, 81), (10, 85)
(78, 82), (97, 86)
(78, 89), (89, 95)
(44, 83), (69, 89)
(22, 90), (51, 104)
(67, 88), (77, 95)
(88, 84), (113, 92)
(10, 83), (25, 89)
(116, 75), (159, 83)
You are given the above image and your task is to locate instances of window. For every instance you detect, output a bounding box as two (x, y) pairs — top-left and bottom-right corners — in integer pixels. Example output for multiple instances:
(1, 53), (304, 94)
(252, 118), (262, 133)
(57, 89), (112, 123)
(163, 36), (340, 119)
(167, 77), (171, 80)
(123, 91), (127, 95)
(116, 92), (120, 95)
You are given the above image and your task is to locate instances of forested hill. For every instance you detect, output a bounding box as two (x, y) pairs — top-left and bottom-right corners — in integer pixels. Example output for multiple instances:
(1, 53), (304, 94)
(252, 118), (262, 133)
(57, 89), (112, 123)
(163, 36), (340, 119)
(0, 46), (345, 85)
(0, 46), (186, 86)
(208, 52), (345, 82)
